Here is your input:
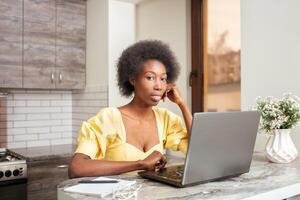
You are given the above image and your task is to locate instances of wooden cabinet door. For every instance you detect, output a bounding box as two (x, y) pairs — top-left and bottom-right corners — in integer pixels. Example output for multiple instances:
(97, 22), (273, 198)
(23, 0), (56, 89)
(27, 157), (70, 200)
(0, 0), (23, 88)
(56, 0), (86, 89)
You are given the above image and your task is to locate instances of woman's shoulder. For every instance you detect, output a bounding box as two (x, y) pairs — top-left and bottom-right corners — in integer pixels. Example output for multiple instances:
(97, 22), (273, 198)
(88, 107), (120, 123)
(84, 107), (122, 135)
(153, 107), (185, 130)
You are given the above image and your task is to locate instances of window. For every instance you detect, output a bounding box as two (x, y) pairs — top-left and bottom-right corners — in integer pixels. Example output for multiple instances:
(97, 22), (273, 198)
(205, 0), (241, 112)
(191, 0), (241, 112)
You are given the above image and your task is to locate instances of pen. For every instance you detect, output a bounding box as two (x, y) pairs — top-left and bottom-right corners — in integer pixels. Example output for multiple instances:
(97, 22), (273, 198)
(78, 180), (119, 184)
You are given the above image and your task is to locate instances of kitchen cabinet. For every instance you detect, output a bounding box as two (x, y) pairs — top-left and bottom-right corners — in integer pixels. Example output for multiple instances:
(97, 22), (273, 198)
(0, 0), (86, 90)
(0, 0), (23, 88)
(24, 0), (86, 89)
(23, 0), (56, 89)
(56, 0), (86, 89)
(27, 157), (71, 200)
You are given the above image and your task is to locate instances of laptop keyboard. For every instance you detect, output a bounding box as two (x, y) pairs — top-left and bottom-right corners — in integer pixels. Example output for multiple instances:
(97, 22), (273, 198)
(157, 165), (184, 180)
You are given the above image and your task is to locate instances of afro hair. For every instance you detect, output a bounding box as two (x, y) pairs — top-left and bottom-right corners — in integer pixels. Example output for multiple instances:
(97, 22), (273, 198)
(116, 40), (180, 97)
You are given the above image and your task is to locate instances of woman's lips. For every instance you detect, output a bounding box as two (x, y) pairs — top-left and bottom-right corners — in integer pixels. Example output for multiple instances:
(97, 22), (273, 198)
(150, 95), (162, 102)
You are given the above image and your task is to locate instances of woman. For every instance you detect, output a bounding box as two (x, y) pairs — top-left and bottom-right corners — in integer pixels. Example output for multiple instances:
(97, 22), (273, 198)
(68, 40), (192, 178)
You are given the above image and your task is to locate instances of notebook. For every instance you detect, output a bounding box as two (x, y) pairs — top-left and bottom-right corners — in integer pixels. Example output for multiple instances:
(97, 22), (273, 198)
(64, 177), (136, 198)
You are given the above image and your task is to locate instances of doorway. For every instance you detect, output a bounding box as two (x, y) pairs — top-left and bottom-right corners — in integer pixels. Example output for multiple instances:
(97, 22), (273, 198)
(191, 0), (241, 113)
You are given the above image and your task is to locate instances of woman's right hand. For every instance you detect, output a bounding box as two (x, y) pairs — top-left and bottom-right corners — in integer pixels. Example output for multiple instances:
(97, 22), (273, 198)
(140, 151), (167, 171)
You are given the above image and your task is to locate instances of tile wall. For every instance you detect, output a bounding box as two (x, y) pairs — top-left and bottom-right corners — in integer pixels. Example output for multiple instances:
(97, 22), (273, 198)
(0, 85), (108, 149)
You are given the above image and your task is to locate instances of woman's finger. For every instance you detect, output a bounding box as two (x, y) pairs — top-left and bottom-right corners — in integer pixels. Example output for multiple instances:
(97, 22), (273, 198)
(163, 90), (168, 102)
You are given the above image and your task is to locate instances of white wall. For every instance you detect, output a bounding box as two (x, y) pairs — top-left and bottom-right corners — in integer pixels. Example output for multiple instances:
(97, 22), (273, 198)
(86, 0), (135, 107)
(86, 0), (108, 87)
(136, 0), (191, 116)
(108, 0), (135, 107)
(241, 0), (300, 151)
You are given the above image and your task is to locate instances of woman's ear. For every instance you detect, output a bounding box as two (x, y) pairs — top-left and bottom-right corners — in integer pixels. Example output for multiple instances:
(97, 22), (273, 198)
(129, 77), (135, 86)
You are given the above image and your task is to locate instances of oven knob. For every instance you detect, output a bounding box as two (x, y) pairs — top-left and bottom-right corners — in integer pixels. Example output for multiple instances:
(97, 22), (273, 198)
(0, 171), (3, 178)
(5, 170), (12, 177)
(13, 169), (20, 176)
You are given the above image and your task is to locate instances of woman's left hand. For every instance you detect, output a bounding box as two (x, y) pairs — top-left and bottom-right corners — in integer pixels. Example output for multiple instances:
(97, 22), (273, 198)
(163, 84), (184, 105)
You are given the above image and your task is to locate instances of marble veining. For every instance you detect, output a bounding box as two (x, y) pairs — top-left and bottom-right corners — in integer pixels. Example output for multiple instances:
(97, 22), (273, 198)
(58, 152), (300, 200)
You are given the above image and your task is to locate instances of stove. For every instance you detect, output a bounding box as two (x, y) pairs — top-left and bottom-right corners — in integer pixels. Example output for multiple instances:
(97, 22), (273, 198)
(0, 148), (27, 183)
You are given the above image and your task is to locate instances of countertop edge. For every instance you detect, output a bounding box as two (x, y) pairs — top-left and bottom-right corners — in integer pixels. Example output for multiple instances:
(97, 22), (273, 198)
(10, 144), (76, 162)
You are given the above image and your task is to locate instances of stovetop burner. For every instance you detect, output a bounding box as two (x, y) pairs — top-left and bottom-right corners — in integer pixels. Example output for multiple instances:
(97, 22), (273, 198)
(0, 155), (19, 162)
(0, 148), (27, 183)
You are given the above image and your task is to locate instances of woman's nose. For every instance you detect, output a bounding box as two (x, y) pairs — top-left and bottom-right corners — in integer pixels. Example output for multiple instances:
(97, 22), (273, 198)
(154, 79), (162, 90)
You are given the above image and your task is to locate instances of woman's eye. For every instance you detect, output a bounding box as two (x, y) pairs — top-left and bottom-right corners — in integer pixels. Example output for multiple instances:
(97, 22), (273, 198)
(161, 77), (167, 82)
(146, 76), (154, 80)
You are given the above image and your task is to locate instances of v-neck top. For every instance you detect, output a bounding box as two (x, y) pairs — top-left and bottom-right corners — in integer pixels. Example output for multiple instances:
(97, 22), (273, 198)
(75, 107), (188, 161)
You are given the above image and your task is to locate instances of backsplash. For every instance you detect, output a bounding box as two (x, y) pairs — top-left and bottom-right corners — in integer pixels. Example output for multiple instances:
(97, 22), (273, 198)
(0, 85), (108, 149)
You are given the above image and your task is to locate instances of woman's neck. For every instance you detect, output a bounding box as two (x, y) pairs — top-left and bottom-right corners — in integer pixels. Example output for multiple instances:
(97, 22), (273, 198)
(119, 98), (154, 120)
(130, 99), (153, 114)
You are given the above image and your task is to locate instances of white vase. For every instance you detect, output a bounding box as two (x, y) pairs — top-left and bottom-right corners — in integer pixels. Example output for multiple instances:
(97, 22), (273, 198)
(265, 129), (298, 163)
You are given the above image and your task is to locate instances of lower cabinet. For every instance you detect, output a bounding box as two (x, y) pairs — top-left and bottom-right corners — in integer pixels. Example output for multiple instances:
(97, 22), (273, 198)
(27, 157), (71, 200)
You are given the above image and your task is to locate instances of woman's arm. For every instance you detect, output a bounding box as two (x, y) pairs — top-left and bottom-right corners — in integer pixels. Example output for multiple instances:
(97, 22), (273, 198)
(165, 84), (193, 136)
(178, 101), (192, 136)
(68, 151), (167, 178)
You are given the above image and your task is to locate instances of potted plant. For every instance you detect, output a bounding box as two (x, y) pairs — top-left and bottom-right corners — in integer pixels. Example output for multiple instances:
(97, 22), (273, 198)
(254, 93), (300, 163)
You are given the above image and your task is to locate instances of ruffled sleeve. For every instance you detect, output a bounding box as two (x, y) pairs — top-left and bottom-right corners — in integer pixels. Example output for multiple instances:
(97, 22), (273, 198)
(162, 109), (188, 154)
(75, 108), (117, 159)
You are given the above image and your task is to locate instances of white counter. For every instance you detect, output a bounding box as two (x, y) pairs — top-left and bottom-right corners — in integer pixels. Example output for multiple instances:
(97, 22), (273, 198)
(57, 153), (300, 200)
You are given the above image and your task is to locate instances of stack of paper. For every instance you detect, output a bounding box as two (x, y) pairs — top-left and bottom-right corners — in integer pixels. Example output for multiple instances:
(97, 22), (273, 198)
(64, 177), (136, 198)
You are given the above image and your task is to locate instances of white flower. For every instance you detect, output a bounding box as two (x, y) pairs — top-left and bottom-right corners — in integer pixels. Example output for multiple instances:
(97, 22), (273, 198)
(253, 93), (300, 134)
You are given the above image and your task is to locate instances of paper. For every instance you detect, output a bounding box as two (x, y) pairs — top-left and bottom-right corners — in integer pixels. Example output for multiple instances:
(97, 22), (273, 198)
(64, 177), (136, 198)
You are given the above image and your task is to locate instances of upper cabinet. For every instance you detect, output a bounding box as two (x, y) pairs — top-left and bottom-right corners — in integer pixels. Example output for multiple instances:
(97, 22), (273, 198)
(0, 0), (86, 89)
(23, 0), (56, 89)
(56, 0), (86, 89)
(0, 0), (23, 88)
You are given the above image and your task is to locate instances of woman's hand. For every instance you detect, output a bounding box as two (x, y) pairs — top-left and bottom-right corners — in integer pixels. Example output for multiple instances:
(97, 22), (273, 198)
(163, 83), (192, 137)
(163, 83), (184, 105)
(140, 151), (167, 171)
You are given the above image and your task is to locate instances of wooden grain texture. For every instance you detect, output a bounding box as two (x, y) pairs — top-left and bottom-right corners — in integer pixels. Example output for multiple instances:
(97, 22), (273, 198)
(0, 0), (86, 90)
(27, 157), (71, 200)
(0, 0), (23, 88)
(23, 0), (56, 89)
(56, 0), (86, 89)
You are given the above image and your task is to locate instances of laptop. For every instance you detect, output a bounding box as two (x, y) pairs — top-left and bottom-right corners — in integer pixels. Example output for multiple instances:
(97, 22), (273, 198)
(138, 111), (260, 187)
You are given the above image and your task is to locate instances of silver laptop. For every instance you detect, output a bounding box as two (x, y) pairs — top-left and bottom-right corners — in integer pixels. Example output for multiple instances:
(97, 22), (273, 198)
(138, 111), (260, 187)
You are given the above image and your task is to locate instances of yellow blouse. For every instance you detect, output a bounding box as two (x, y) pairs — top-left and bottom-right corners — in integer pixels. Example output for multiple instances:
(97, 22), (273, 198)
(75, 107), (188, 161)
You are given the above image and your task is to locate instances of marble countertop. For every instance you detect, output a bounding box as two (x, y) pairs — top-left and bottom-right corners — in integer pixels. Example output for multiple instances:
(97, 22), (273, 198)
(11, 144), (76, 161)
(57, 152), (300, 200)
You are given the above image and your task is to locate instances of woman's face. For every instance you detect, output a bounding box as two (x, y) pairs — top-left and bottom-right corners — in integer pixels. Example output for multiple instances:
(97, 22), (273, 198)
(131, 59), (168, 106)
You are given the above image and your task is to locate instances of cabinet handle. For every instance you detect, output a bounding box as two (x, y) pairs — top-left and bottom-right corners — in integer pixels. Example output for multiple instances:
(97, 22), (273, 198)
(59, 73), (63, 83)
(0, 92), (9, 98)
(56, 165), (68, 168)
(51, 72), (55, 83)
